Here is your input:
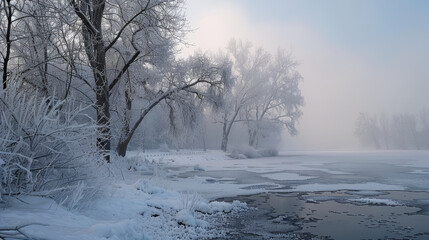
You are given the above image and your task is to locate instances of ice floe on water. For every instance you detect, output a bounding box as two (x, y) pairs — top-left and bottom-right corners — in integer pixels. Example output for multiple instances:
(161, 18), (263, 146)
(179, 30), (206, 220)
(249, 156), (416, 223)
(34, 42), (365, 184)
(261, 172), (317, 181)
(345, 190), (387, 196)
(346, 198), (403, 206)
(292, 182), (406, 192)
(408, 169), (429, 174)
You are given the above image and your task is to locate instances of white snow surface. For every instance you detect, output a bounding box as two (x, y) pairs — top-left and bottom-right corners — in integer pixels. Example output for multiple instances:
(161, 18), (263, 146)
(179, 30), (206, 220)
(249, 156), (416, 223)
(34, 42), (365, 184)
(0, 179), (247, 240)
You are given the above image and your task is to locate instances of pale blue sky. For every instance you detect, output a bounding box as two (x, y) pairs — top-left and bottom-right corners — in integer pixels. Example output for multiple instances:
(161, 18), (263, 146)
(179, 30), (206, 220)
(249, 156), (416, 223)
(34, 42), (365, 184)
(236, 0), (429, 59)
(185, 0), (429, 149)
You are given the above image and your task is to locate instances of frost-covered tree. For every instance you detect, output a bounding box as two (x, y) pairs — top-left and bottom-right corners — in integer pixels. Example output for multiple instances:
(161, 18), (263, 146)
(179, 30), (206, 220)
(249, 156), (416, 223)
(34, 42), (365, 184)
(242, 48), (304, 148)
(216, 40), (264, 151)
(354, 112), (429, 150)
(379, 114), (390, 149)
(214, 40), (304, 151)
(68, 0), (187, 160)
(420, 108), (429, 149)
(390, 114), (419, 149)
(355, 112), (380, 149)
(114, 53), (226, 156)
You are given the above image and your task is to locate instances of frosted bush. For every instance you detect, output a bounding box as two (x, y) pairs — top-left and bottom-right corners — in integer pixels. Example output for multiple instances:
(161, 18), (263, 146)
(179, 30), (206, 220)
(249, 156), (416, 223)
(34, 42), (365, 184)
(0, 86), (104, 204)
(179, 192), (202, 213)
(229, 145), (278, 159)
(257, 148), (278, 157)
(229, 145), (261, 158)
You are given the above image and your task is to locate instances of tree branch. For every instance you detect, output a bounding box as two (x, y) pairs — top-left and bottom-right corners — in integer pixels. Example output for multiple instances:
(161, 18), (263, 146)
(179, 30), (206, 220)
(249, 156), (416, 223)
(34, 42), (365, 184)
(108, 50), (140, 92)
(105, 0), (151, 51)
(69, 0), (99, 35)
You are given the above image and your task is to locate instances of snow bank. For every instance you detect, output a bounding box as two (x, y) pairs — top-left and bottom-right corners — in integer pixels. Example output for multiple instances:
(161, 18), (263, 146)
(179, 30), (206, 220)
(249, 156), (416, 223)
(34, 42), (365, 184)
(0, 177), (248, 240)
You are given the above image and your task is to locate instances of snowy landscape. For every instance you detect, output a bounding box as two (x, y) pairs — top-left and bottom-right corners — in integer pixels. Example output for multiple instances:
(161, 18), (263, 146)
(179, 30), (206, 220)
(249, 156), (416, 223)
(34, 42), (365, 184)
(2, 150), (429, 239)
(1, 0), (429, 239)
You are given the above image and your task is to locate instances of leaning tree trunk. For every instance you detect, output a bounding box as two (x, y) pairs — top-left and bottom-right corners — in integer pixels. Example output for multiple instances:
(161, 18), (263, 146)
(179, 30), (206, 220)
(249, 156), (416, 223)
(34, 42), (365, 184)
(116, 136), (132, 157)
(116, 90), (132, 157)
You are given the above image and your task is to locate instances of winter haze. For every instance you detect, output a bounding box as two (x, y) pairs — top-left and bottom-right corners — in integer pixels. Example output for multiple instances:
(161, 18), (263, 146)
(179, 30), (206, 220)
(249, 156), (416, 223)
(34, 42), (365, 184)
(184, 0), (429, 150)
(2, 1), (429, 239)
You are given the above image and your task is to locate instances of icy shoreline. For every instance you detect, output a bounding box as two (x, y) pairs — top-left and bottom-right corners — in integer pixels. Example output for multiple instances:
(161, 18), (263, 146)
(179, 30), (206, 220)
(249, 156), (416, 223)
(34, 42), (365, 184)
(2, 150), (429, 239)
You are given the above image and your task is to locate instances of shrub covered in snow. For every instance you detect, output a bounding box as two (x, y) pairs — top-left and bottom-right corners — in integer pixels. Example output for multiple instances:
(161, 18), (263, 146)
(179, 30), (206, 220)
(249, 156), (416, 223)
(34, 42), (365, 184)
(0, 87), (104, 207)
(257, 148), (278, 157)
(228, 145), (278, 159)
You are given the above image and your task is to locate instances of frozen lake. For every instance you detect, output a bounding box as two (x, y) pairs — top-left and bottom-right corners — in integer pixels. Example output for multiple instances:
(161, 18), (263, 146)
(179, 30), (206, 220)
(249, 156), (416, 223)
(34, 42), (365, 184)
(175, 151), (429, 239)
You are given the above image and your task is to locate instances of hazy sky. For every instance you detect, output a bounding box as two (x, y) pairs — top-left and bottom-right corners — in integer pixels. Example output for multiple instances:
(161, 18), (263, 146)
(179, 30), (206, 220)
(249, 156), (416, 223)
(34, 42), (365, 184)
(184, 0), (429, 150)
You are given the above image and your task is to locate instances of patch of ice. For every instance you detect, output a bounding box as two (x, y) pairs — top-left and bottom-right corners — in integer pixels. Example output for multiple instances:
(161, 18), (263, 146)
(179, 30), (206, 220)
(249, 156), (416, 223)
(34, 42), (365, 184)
(270, 164), (350, 175)
(261, 172), (317, 181)
(292, 182), (406, 192)
(245, 168), (278, 173)
(241, 183), (281, 190)
(408, 170), (429, 174)
(346, 190), (385, 196)
(303, 195), (344, 203)
(347, 198), (403, 206)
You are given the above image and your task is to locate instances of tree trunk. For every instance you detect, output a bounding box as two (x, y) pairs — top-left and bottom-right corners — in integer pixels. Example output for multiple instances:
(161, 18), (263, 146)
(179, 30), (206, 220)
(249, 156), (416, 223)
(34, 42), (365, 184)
(116, 136), (131, 157)
(220, 107), (241, 152)
(2, 0), (12, 89)
(221, 130), (229, 152)
(116, 90), (132, 157)
(248, 129), (258, 147)
(77, 0), (111, 162)
(94, 72), (111, 161)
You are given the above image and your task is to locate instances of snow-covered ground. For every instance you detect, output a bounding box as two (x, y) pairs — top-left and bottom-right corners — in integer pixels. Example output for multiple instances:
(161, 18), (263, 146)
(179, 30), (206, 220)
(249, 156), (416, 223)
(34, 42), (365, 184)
(2, 150), (429, 239)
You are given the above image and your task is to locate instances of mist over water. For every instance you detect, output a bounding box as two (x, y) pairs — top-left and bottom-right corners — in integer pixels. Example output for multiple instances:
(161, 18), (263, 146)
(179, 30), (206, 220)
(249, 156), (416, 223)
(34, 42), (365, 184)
(184, 0), (429, 150)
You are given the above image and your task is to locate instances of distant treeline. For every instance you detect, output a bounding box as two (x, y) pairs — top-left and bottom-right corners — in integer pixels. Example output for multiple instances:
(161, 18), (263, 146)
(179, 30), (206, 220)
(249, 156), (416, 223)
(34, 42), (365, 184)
(354, 110), (429, 150)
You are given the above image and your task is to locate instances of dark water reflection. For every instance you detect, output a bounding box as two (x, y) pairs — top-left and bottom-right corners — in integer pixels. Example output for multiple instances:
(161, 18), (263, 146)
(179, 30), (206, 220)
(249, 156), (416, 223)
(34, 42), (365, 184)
(217, 191), (429, 240)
